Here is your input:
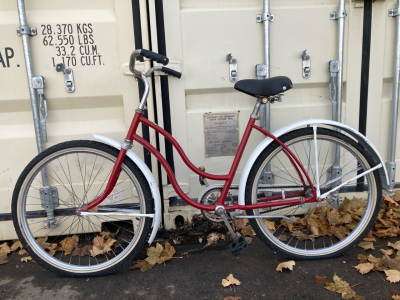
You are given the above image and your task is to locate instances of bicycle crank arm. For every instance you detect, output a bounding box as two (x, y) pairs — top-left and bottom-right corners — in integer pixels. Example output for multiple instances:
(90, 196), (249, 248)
(80, 211), (155, 218)
(235, 215), (297, 223)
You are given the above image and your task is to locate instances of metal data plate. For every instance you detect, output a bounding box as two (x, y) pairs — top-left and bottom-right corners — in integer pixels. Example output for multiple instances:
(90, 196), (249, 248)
(204, 113), (239, 157)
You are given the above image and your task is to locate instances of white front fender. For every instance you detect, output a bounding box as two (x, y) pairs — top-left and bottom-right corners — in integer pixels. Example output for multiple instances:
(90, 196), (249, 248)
(238, 119), (389, 206)
(93, 134), (161, 245)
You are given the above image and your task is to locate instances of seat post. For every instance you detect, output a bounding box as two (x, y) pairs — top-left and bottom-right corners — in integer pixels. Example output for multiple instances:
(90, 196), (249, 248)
(250, 99), (262, 119)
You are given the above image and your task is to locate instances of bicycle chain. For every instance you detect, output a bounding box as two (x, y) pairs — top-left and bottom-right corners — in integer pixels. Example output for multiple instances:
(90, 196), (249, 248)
(200, 185), (307, 216)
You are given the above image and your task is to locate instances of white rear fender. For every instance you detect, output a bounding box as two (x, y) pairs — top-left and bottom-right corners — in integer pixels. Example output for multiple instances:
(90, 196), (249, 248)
(92, 134), (161, 245)
(238, 119), (389, 206)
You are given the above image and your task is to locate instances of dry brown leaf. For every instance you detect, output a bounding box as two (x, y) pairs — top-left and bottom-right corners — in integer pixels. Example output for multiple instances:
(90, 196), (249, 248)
(363, 237), (376, 242)
(279, 235), (287, 242)
(394, 191), (400, 201)
(324, 274), (356, 299)
(36, 236), (50, 249)
(389, 241), (400, 251)
(18, 249), (27, 255)
(393, 296), (400, 300)
(385, 270), (400, 283)
(245, 237), (253, 245)
(203, 233), (220, 248)
(131, 260), (154, 272)
(90, 236), (116, 257)
(314, 276), (329, 285)
(0, 253), (10, 265)
(0, 243), (11, 254)
(58, 235), (79, 255)
(241, 225), (256, 236)
(354, 295), (365, 300)
(390, 290), (400, 296)
(72, 246), (88, 257)
(357, 254), (369, 263)
(381, 254), (400, 272)
(327, 208), (340, 225)
(157, 241), (176, 264)
(234, 219), (245, 229)
(10, 240), (23, 252)
(172, 237), (182, 245)
(367, 254), (381, 264)
(222, 274), (241, 287)
(380, 249), (394, 256)
(145, 243), (163, 265)
(223, 297), (242, 300)
(354, 263), (374, 275)
(384, 195), (400, 207)
(88, 206), (98, 212)
(357, 241), (374, 250)
(276, 260), (295, 272)
(21, 256), (32, 263)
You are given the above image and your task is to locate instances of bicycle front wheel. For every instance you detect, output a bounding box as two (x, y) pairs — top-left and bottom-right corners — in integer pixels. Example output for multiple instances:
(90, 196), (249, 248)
(12, 140), (154, 277)
(245, 128), (382, 260)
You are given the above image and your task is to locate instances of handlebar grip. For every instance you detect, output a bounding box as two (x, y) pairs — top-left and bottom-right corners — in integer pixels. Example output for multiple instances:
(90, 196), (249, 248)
(161, 67), (182, 79)
(140, 49), (169, 66)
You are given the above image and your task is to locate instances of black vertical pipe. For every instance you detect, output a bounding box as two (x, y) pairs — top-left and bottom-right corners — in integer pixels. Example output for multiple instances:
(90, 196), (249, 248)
(132, 0), (152, 170)
(357, 0), (373, 190)
(154, 0), (175, 182)
(358, 0), (372, 135)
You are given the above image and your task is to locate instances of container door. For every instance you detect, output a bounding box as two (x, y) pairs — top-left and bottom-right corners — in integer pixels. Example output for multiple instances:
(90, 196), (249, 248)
(0, 0), (158, 240)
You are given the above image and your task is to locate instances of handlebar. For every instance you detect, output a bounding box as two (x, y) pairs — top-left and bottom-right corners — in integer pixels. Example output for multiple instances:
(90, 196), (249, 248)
(129, 49), (182, 112)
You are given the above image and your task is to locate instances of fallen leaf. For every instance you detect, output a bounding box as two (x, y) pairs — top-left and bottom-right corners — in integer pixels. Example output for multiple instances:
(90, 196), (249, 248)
(241, 225), (256, 236)
(203, 233), (220, 248)
(385, 270), (400, 283)
(393, 296), (400, 300)
(367, 254), (381, 264)
(234, 219), (245, 229)
(381, 254), (400, 271)
(363, 237), (376, 242)
(390, 290), (400, 296)
(384, 195), (399, 207)
(354, 263), (374, 275)
(355, 295), (365, 300)
(36, 236), (50, 249)
(324, 274), (356, 299)
(394, 191), (400, 201)
(72, 246), (88, 257)
(245, 237), (253, 245)
(21, 256), (32, 263)
(314, 276), (329, 285)
(263, 220), (276, 232)
(380, 249), (394, 256)
(172, 237), (181, 245)
(18, 249), (27, 255)
(88, 206), (98, 212)
(279, 235), (287, 242)
(389, 241), (400, 251)
(157, 241), (176, 264)
(131, 260), (154, 272)
(145, 243), (163, 265)
(276, 260), (295, 272)
(223, 297), (242, 300)
(58, 235), (79, 255)
(0, 253), (10, 265)
(222, 274), (241, 287)
(357, 242), (374, 250)
(10, 240), (23, 252)
(0, 243), (11, 254)
(90, 236), (116, 257)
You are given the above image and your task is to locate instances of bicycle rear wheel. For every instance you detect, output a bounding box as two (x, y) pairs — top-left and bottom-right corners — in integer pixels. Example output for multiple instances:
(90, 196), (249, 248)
(245, 128), (381, 260)
(12, 140), (153, 277)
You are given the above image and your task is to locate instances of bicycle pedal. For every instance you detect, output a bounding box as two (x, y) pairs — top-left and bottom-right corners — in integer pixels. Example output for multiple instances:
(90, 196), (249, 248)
(229, 235), (248, 256)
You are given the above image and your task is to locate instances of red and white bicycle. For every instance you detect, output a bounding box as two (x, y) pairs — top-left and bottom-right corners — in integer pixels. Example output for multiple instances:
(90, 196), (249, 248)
(12, 49), (388, 277)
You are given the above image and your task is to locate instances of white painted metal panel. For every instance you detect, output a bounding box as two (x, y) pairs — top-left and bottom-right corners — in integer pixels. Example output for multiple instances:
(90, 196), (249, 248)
(152, 0), (385, 228)
(0, 0), (158, 240)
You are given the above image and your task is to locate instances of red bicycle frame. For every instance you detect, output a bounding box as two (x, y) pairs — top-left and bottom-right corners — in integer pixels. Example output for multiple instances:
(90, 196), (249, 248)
(80, 112), (317, 213)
